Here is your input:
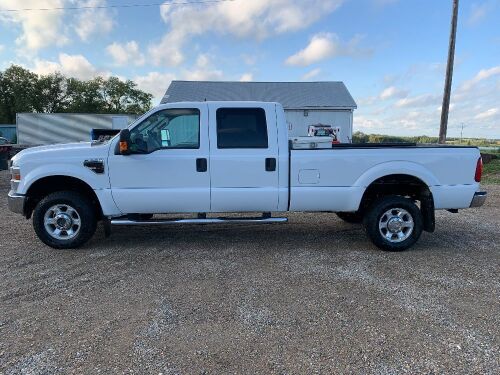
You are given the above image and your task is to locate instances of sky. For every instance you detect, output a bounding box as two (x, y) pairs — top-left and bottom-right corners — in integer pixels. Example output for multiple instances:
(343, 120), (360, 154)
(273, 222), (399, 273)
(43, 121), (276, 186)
(0, 0), (499, 139)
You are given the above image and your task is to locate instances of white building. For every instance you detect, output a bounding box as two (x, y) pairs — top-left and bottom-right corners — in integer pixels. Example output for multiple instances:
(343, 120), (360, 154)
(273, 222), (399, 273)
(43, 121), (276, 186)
(162, 81), (357, 143)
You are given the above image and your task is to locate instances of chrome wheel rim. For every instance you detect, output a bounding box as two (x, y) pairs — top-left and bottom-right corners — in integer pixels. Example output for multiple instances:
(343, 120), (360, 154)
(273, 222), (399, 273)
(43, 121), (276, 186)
(378, 208), (414, 243)
(44, 204), (81, 240)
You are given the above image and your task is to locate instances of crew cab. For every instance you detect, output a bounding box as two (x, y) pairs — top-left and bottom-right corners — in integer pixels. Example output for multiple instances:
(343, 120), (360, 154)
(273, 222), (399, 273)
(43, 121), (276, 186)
(8, 102), (487, 251)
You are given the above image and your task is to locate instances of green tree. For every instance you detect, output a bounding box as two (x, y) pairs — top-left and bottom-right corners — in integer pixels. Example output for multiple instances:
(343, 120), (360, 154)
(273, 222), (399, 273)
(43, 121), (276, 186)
(34, 73), (68, 113)
(352, 131), (369, 143)
(0, 64), (153, 119)
(101, 77), (153, 114)
(65, 77), (106, 113)
(0, 65), (39, 123)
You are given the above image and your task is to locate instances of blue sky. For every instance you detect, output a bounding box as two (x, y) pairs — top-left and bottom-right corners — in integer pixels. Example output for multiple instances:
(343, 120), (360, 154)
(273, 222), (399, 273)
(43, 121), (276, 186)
(0, 0), (499, 138)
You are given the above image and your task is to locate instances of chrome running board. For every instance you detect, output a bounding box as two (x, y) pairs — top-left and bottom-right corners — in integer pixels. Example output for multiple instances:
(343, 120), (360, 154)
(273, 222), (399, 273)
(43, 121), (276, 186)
(111, 217), (288, 226)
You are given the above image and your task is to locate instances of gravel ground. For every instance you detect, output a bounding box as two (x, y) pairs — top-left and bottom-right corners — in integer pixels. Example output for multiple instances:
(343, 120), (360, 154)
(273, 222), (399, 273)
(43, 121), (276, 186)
(0, 169), (499, 374)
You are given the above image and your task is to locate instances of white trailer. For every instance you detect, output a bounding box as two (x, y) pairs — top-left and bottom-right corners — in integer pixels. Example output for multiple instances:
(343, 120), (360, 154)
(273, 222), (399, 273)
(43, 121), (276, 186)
(16, 113), (138, 146)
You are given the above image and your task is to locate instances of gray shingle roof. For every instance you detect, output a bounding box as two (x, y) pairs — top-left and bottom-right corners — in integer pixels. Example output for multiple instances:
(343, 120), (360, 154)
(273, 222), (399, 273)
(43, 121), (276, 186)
(161, 81), (357, 109)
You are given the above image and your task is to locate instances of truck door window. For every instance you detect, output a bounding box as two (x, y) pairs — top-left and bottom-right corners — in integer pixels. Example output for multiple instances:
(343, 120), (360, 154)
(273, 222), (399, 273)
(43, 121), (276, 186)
(129, 108), (200, 153)
(216, 108), (268, 149)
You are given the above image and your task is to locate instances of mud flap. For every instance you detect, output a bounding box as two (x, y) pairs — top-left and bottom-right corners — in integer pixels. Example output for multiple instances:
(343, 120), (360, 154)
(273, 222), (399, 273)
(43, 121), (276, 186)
(421, 193), (435, 233)
(103, 218), (112, 238)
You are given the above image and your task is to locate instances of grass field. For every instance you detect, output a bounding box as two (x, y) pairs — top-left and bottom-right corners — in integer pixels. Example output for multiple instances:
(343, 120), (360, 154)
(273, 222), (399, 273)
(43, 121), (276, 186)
(483, 157), (500, 184)
(480, 147), (500, 184)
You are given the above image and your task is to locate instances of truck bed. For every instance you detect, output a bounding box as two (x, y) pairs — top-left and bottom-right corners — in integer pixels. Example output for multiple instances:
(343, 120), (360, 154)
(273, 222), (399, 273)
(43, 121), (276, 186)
(289, 145), (481, 212)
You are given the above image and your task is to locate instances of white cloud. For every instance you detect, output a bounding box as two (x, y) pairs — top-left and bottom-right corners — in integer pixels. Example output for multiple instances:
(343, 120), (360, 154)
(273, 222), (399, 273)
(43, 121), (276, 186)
(379, 86), (408, 100)
(182, 53), (223, 81)
(195, 54), (210, 69)
(74, 0), (114, 42)
(241, 54), (257, 66)
(183, 69), (223, 81)
(150, 0), (343, 66)
(33, 53), (109, 80)
(239, 73), (253, 82)
(106, 41), (145, 66)
(373, 0), (399, 6)
(395, 94), (440, 108)
(301, 68), (321, 81)
(354, 115), (384, 129)
(357, 96), (376, 106)
(134, 71), (176, 103)
(460, 66), (500, 92)
(474, 108), (499, 120)
(285, 33), (370, 66)
(467, 2), (492, 25)
(356, 65), (500, 138)
(0, 44), (4, 53)
(148, 31), (185, 67)
(0, 0), (67, 52)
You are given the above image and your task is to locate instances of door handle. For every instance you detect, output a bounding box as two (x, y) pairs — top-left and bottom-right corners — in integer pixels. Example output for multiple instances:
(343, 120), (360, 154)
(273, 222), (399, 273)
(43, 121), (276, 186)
(265, 158), (276, 172)
(196, 158), (207, 172)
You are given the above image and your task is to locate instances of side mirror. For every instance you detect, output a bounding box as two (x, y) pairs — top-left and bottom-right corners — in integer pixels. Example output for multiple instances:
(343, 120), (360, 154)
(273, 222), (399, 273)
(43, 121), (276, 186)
(119, 129), (131, 155)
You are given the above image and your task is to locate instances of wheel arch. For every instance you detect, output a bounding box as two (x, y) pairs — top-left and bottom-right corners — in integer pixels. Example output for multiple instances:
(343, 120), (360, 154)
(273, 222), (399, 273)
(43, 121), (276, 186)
(354, 161), (439, 188)
(24, 175), (103, 219)
(359, 173), (435, 233)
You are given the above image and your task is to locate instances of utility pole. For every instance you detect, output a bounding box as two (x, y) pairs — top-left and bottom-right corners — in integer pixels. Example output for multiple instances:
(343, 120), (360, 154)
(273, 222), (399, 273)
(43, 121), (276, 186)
(439, 0), (459, 144)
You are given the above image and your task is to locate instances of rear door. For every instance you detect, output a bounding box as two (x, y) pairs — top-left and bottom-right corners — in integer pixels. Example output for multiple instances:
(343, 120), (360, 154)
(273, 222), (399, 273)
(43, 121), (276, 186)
(208, 103), (280, 212)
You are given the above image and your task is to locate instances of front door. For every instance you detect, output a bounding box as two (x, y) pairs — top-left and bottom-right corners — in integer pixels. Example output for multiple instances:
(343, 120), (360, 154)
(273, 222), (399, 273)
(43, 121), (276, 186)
(208, 103), (280, 212)
(108, 103), (210, 214)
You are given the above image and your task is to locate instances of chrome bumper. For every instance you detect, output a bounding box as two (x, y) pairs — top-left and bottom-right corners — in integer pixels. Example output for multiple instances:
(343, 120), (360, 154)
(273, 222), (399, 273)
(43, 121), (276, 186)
(7, 190), (26, 214)
(470, 191), (487, 208)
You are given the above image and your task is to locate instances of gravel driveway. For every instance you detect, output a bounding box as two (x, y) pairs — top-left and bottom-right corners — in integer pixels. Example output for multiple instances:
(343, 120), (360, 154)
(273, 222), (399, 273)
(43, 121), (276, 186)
(0, 170), (499, 374)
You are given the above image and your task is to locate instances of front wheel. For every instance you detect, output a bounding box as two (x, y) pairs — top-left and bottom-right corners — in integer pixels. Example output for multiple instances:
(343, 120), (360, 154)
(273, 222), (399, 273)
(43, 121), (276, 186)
(363, 195), (423, 251)
(33, 191), (97, 249)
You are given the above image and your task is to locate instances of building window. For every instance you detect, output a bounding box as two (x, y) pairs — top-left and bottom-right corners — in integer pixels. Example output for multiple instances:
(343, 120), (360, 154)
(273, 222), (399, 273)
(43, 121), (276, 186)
(216, 108), (268, 149)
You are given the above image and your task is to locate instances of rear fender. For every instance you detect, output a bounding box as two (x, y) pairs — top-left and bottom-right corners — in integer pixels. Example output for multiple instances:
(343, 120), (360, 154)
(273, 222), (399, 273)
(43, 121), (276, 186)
(354, 161), (439, 188)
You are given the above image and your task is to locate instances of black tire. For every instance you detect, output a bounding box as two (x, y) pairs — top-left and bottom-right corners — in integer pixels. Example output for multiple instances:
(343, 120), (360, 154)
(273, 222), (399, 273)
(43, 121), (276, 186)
(336, 211), (363, 224)
(33, 191), (97, 249)
(363, 195), (423, 251)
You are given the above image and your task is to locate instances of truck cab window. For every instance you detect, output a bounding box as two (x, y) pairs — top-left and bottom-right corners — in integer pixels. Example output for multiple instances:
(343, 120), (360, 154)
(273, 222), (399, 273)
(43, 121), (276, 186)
(129, 108), (200, 153)
(216, 108), (268, 149)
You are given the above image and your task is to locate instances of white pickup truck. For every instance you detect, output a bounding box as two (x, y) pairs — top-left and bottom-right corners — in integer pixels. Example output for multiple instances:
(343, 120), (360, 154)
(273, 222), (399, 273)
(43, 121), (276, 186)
(8, 102), (486, 251)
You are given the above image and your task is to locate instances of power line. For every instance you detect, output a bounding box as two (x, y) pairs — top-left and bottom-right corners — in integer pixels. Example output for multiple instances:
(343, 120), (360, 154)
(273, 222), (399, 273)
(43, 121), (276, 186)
(0, 0), (236, 12)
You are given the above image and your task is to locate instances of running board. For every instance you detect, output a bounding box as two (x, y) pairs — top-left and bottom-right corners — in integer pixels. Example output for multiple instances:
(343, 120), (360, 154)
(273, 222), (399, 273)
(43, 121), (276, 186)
(110, 217), (288, 226)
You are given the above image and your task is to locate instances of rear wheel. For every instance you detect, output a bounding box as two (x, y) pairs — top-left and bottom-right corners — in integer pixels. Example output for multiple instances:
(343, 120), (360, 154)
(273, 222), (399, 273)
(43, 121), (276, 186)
(363, 195), (423, 251)
(336, 211), (363, 224)
(33, 191), (97, 249)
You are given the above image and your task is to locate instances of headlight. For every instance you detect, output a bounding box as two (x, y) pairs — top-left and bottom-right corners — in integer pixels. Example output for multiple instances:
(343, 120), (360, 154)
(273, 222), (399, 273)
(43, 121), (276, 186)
(10, 166), (21, 181)
(10, 166), (20, 192)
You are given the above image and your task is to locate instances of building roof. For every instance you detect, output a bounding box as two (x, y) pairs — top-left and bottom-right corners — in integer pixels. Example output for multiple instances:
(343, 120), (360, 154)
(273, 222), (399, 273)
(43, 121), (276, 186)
(161, 81), (357, 109)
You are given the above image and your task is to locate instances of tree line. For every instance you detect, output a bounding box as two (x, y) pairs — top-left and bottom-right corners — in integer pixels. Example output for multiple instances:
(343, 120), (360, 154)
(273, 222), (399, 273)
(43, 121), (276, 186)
(352, 131), (439, 144)
(352, 131), (499, 146)
(0, 65), (153, 124)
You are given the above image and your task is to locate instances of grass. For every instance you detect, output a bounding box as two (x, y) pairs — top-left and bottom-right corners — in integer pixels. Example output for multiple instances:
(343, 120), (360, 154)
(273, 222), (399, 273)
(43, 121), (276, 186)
(482, 158), (500, 184)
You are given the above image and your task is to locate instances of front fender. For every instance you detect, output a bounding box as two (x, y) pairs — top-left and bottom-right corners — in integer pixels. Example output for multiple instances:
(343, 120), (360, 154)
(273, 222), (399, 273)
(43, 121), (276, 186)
(18, 164), (110, 195)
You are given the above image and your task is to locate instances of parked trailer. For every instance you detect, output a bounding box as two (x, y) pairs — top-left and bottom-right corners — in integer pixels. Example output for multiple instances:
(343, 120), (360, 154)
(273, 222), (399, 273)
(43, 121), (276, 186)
(16, 113), (138, 146)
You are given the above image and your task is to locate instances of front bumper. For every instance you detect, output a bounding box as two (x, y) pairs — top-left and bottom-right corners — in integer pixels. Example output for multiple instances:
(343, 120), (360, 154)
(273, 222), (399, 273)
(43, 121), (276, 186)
(7, 190), (26, 214)
(470, 191), (487, 208)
